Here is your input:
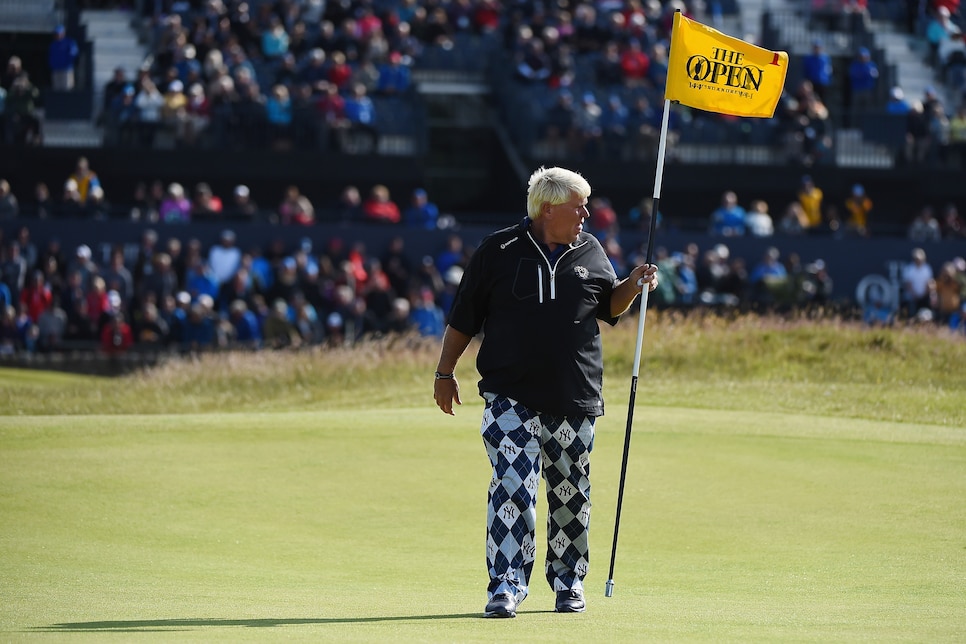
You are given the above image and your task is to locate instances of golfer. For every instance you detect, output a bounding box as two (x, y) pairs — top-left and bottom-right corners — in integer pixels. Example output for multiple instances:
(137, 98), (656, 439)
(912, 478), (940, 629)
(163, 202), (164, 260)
(433, 166), (658, 618)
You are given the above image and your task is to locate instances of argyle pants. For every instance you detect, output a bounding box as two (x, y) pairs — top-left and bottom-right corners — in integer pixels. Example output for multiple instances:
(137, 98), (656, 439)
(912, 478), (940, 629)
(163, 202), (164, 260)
(481, 393), (594, 603)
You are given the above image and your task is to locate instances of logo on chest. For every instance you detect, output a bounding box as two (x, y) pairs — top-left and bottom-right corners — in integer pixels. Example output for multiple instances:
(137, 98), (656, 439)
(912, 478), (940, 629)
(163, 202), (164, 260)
(574, 265), (590, 280)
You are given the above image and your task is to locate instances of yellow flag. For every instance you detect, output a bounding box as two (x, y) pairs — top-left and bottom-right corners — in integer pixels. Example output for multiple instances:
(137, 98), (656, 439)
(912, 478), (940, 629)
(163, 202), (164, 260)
(665, 12), (788, 118)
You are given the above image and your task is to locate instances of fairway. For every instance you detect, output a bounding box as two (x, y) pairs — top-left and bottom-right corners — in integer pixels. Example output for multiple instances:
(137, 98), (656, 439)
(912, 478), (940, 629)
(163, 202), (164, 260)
(1, 404), (964, 641)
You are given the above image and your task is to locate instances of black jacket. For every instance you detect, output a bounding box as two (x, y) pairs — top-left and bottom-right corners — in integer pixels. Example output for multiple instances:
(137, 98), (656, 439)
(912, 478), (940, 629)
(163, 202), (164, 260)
(448, 218), (621, 417)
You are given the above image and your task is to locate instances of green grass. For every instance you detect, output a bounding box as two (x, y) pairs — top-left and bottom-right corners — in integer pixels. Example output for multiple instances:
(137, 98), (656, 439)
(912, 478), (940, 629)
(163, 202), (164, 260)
(1, 409), (963, 641)
(1, 316), (965, 640)
(1, 315), (965, 424)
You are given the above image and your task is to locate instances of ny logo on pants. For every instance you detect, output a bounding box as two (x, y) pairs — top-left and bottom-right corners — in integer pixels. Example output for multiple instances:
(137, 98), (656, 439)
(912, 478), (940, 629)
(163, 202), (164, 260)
(481, 393), (594, 603)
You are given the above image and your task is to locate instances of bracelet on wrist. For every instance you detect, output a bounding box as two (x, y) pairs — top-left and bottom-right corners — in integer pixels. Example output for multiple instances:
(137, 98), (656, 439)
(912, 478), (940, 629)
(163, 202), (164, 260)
(434, 371), (456, 380)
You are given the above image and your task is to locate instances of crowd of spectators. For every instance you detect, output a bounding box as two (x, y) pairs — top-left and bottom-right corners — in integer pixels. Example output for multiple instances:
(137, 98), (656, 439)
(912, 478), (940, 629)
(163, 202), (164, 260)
(0, 221), (468, 357)
(3, 0), (966, 168)
(698, 173), (966, 241)
(118, 0), (963, 167)
(3, 165), (964, 359)
(95, 0), (464, 151)
(687, 178), (966, 327)
(639, 241), (838, 312)
(491, 0), (966, 168)
(665, 177), (966, 325)
(6, 153), (965, 240)
(498, 0), (688, 161)
(0, 154), (456, 229)
(791, 0), (966, 168)
(892, 245), (966, 326)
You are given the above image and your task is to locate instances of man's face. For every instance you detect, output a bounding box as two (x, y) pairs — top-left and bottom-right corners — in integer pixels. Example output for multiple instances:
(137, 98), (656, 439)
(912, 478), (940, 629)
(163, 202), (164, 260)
(545, 193), (589, 246)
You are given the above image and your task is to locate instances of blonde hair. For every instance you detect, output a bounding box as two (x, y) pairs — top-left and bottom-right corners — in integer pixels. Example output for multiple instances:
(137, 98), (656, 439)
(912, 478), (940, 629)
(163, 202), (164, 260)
(526, 166), (591, 219)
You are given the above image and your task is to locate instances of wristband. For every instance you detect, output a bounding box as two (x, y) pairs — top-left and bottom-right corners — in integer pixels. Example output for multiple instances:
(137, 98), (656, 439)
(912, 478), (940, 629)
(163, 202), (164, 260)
(434, 372), (456, 380)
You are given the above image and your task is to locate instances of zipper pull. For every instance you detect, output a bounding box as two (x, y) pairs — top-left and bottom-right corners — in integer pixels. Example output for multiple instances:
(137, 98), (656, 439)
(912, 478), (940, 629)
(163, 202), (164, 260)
(538, 265), (544, 304)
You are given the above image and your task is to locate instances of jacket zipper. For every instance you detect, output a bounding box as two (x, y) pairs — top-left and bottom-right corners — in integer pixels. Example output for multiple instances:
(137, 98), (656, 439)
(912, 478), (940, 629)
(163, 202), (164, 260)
(538, 265), (544, 304)
(527, 233), (584, 302)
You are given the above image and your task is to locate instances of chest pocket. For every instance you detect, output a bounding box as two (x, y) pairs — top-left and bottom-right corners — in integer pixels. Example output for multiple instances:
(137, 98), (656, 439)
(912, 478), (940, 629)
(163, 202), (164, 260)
(512, 258), (542, 301)
(560, 266), (605, 315)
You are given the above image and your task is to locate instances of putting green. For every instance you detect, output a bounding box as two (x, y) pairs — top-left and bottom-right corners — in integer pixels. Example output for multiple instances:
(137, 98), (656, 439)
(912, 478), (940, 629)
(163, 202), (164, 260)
(1, 406), (963, 641)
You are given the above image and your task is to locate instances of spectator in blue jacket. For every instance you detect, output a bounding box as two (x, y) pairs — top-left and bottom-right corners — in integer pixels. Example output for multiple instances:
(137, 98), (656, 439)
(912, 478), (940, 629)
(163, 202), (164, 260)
(404, 188), (440, 229)
(673, 252), (699, 306)
(48, 25), (79, 91)
(376, 52), (412, 95)
(185, 256), (218, 302)
(181, 301), (215, 352)
(266, 84), (293, 149)
(228, 299), (262, 348)
(885, 86), (911, 115)
(802, 40), (833, 103)
(410, 287), (445, 337)
(750, 246), (789, 284)
(748, 246), (790, 305)
(848, 47), (879, 113)
(343, 82), (379, 151)
(261, 15), (290, 61)
(709, 190), (747, 236)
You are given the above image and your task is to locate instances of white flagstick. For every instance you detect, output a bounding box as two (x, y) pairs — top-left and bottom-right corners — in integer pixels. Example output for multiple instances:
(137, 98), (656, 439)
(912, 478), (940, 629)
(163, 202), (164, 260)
(605, 98), (672, 598)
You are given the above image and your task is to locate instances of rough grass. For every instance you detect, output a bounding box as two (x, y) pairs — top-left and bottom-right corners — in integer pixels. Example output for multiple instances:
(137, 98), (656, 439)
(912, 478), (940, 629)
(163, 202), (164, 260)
(1, 313), (964, 425)
(608, 312), (966, 426)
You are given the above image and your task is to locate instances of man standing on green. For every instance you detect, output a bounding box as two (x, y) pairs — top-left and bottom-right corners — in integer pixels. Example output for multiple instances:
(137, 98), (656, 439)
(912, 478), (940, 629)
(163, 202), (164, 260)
(433, 166), (658, 618)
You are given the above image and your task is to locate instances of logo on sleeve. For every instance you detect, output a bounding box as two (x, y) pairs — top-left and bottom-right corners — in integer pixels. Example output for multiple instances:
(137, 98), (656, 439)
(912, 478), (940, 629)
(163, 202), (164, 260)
(574, 265), (589, 280)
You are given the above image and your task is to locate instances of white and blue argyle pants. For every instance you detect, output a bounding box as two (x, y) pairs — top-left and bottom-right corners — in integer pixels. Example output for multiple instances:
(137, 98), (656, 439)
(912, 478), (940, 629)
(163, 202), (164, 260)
(481, 392), (594, 604)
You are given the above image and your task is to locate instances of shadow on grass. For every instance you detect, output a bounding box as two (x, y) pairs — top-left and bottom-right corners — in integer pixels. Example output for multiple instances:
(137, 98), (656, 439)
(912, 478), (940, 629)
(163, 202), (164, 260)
(34, 613), (514, 631)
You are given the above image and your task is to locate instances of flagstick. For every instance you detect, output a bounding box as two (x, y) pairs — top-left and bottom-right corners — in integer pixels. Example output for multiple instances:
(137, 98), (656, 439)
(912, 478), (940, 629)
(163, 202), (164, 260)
(605, 98), (672, 598)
